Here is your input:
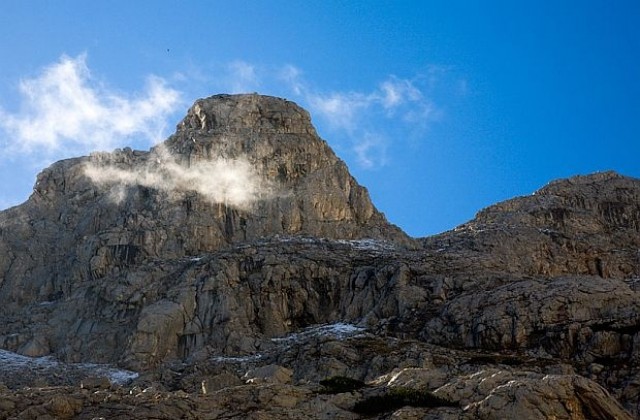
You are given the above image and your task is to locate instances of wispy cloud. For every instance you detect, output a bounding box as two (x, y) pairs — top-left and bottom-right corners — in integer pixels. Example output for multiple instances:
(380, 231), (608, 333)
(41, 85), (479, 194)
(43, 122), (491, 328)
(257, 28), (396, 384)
(0, 54), (182, 159)
(83, 144), (279, 210)
(279, 65), (304, 95)
(305, 91), (371, 132)
(379, 76), (423, 109)
(151, 60), (446, 169)
(278, 66), (442, 168)
(353, 132), (388, 169)
(0, 55), (454, 212)
(225, 60), (260, 94)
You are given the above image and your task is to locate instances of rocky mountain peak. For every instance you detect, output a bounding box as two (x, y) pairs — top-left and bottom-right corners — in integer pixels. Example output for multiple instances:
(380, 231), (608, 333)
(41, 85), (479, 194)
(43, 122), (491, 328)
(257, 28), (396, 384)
(0, 94), (412, 311)
(163, 94), (341, 189)
(26, 94), (410, 252)
(1, 94), (639, 418)
(176, 93), (316, 134)
(537, 169), (624, 193)
(423, 170), (640, 280)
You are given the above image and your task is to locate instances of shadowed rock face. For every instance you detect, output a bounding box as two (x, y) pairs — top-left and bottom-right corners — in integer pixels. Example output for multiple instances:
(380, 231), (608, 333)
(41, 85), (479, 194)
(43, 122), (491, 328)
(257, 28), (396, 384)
(1, 94), (639, 418)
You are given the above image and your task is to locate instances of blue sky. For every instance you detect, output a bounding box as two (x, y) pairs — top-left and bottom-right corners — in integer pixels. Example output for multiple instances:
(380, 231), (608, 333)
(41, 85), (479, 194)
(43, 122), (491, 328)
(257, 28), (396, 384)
(1, 1), (639, 237)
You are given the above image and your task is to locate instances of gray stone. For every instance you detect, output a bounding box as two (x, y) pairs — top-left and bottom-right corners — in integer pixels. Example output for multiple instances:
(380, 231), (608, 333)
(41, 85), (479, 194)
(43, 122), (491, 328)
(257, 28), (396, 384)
(0, 94), (638, 418)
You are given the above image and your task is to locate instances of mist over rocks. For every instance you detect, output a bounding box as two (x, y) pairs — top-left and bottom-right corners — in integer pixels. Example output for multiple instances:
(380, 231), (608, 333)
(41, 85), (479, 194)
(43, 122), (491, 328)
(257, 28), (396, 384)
(1, 94), (640, 418)
(83, 145), (278, 210)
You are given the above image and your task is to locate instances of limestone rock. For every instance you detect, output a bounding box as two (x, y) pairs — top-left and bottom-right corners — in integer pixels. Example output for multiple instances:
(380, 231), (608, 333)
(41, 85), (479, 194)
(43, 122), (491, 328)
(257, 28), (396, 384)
(423, 275), (640, 357)
(435, 369), (631, 420)
(0, 93), (411, 308)
(0, 94), (411, 369)
(244, 364), (293, 384)
(0, 94), (639, 418)
(423, 171), (640, 279)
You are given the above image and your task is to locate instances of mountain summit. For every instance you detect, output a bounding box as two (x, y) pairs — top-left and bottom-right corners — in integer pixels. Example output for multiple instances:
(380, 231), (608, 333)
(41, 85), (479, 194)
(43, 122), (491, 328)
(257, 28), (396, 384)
(32, 94), (409, 253)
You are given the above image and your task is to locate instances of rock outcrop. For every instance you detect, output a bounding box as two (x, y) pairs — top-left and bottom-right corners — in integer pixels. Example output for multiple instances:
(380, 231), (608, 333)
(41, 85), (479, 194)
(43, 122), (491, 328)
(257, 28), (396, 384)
(1, 94), (639, 418)
(0, 94), (411, 365)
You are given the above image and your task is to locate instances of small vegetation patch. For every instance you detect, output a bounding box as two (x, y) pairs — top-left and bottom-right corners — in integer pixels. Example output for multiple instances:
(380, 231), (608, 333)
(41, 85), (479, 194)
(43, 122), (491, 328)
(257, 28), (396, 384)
(353, 387), (456, 415)
(319, 376), (366, 394)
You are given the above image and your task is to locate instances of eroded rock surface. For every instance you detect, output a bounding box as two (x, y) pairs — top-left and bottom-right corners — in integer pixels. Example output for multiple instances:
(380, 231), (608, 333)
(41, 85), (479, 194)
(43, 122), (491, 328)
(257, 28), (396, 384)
(1, 94), (639, 418)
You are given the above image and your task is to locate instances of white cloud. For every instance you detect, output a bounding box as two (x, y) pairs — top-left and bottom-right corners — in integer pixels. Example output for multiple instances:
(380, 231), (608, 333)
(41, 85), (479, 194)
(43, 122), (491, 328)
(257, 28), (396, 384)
(353, 132), (388, 169)
(226, 60), (260, 94)
(278, 66), (441, 168)
(379, 76), (422, 109)
(306, 91), (371, 132)
(83, 144), (279, 210)
(0, 54), (182, 158)
(280, 67), (436, 128)
(279, 65), (304, 95)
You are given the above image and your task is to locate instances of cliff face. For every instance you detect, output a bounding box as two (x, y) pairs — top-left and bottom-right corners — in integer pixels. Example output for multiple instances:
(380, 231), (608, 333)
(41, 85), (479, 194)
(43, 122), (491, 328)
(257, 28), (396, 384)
(0, 94), (410, 306)
(424, 170), (640, 278)
(1, 94), (639, 419)
(0, 94), (411, 367)
(419, 170), (640, 357)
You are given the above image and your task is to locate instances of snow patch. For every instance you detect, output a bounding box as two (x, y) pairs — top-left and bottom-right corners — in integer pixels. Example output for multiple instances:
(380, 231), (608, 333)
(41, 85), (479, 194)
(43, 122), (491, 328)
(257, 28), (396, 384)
(335, 238), (395, 251)
(0, 349), (138, 385)
(211, 354), (264, 363)
(272, 322), (365, 345)
(272, 235), (395, 252)
(75, 362), (139, 385)
(0, 350), (58, 369)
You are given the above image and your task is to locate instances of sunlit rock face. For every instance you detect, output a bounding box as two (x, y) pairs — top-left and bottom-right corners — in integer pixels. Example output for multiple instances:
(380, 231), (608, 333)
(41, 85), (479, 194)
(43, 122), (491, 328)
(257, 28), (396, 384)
(0, 93), (411, 310)
(0, 94), (411, 368)
(1, 94), (640, 418)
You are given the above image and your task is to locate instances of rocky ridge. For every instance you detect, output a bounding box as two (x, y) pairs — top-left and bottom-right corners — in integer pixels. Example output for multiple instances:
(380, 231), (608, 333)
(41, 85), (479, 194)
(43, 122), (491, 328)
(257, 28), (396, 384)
(1, 94), (639, 418)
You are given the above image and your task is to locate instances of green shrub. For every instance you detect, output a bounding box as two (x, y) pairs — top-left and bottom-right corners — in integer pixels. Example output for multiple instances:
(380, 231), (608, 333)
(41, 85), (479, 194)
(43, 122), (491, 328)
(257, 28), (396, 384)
(319, 376), (366, 394)
(353, 386), (456, 415)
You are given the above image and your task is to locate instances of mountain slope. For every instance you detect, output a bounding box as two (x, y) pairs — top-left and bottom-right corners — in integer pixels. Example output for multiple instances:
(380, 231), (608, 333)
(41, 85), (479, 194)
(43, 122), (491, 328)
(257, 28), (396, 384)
(0, 94), (638, 418)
